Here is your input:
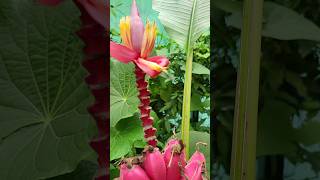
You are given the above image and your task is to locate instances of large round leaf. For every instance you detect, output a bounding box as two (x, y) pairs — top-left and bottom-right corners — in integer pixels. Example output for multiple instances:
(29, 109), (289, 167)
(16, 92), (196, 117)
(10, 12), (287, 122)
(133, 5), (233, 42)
(110, 59), (139, 127)
(0, 0), (96, 179)
(110, 114), (144, 161)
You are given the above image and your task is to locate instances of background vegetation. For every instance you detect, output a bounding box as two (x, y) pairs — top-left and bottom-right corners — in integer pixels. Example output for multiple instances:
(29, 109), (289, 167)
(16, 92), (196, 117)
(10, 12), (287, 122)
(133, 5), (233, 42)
(213, 0), (320, 179)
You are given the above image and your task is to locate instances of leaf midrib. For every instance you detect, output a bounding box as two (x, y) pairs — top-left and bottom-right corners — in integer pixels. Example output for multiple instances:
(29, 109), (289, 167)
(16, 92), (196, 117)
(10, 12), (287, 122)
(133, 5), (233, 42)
(25, 21), (49, 117)
(50, 32), (79, 115)
(185, 0), (198, 52)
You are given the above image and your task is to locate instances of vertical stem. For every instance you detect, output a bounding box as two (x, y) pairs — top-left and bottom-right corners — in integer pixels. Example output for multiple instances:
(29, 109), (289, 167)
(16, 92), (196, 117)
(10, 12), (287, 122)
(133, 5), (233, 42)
(230, 0), (264, 179)
(180, 0), (197, 160)
(74, 1), (108, 179)
(181, 50), (193, 159)
(135, 65), (157, 147)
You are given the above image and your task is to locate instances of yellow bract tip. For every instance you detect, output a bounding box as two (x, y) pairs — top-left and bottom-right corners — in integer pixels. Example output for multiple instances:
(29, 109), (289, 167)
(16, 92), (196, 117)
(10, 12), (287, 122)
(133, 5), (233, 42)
(140, 20), (157, 58)
(143, 59), (166, 72)
(119, 16), (133, 49)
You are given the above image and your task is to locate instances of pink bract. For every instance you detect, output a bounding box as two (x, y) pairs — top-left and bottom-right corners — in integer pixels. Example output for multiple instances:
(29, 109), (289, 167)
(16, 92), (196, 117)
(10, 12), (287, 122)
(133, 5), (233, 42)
(110, 0), (169, 78)
(142, 146), (167, 180)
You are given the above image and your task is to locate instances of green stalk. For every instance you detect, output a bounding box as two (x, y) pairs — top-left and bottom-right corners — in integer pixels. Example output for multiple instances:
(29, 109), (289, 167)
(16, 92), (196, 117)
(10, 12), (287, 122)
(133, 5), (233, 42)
(181, 0), (198, 159)
(181, 50), (193, 159)
(230, 0), (264, 179)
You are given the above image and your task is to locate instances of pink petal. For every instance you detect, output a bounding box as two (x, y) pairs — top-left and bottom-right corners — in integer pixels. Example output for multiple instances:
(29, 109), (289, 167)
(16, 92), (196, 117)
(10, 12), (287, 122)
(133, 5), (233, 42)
(163, 139), (186, 180)
(147, 56), (170, 67)
(188, 151), (206, 164)
(184, 161), (202, 180)
(184, 151), (206, 180)
(110, 41), (138, 63)
(135, 59), (161, 78)
(78, 0), (107, 28)
(38, 0), (64, 6)
(130, 0), (144, 53)
(130, 0), (140, 17)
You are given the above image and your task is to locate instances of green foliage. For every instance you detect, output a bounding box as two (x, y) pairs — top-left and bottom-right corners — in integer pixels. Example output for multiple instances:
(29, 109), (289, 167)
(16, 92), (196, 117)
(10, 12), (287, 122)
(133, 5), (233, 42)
(181, 62), (210, 75)
(154, 0), (210, 157)
(46, 161), (98, 180)
(213, 0), (320, 178)
(110, 59), (139, 127)
(0, 0), (97, 179)
(149, 35), (210, 142)
(214, 0), (320, 41)
(176, 131), (211, 170)
(110, 114), (144, 160)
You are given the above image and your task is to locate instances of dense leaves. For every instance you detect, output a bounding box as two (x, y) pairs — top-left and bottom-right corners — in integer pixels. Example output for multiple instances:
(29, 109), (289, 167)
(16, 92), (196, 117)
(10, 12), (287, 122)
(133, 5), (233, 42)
(213, 0), (320, 178)
(110, 114), (144, 160)
(0, 0), (97, 179)
(176, 131), (211, 170)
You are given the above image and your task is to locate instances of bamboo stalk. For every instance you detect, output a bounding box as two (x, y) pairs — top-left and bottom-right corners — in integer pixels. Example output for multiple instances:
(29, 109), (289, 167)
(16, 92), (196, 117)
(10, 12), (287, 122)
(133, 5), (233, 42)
(230, 0), (264, 179)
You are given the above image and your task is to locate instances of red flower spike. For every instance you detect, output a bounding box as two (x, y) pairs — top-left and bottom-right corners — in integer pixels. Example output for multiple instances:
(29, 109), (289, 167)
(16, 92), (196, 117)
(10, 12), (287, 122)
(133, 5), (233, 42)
(144, 128), (157, 137)
(74, 0), (109, 179)
(141, 117), (154, 127)
(147, 139), (157, 147)
(90, 136), (108, 166)
(135, 66), (158, 146)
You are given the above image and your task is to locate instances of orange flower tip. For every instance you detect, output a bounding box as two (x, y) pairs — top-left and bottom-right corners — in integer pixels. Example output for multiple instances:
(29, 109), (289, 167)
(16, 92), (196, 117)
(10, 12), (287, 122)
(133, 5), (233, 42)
(148, 62), (168, 72)
(119, 16), (133, 49)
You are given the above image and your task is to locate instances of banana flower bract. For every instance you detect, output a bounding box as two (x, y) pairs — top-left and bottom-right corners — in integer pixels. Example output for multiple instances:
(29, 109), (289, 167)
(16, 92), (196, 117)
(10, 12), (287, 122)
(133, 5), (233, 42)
(110, 0), (169, 78)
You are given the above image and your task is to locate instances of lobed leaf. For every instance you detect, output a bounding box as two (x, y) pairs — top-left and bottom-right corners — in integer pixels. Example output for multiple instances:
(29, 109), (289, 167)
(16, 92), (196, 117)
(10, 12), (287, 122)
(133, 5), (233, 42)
(0, 0), (96, 179)
(110, 59), (139, 127)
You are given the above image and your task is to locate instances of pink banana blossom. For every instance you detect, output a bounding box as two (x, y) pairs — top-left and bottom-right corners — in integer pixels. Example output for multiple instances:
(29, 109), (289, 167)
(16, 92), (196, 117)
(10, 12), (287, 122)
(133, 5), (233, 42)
(110, 0), (169, 78)
(163, 139), (186, 180)
(117, 141), (208, 180)
(120, 163), (150, 180)
(110, 0), (170, 147)
(142, 146), (167, 180)
(184, 151), (206, 180)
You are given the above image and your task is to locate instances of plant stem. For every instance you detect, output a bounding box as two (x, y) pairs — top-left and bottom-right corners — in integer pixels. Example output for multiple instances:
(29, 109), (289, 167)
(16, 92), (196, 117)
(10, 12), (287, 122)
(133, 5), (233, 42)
(134, 65), (157, 147)
(181, 50), (193, 159)
(230, 0), (264, 179)
(74, 1), (109, 179)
